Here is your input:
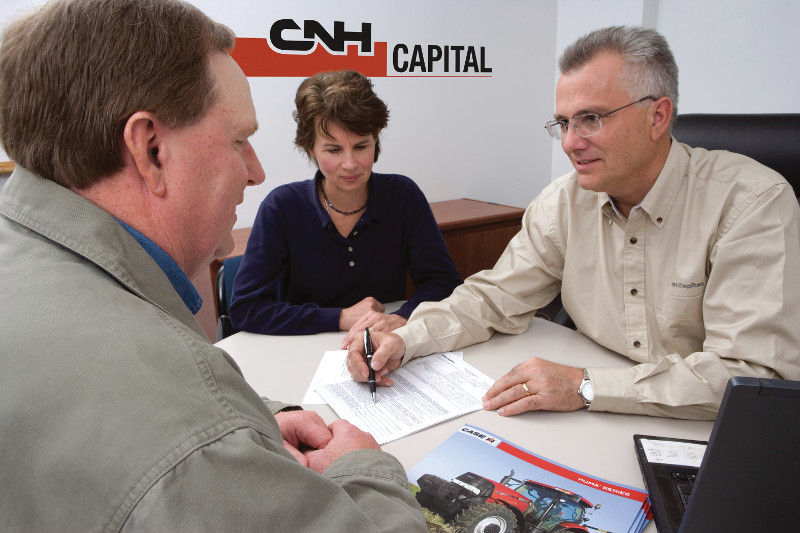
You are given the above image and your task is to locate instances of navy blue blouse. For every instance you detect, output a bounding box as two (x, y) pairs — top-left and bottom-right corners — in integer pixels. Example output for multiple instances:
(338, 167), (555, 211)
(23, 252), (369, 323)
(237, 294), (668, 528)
(229, 172), (462, 335)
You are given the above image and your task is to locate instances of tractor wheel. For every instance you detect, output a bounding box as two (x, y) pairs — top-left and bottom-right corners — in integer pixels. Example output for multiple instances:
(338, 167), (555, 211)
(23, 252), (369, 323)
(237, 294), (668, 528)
(455, 502), (517, 533)
(415, 490), (434, 511)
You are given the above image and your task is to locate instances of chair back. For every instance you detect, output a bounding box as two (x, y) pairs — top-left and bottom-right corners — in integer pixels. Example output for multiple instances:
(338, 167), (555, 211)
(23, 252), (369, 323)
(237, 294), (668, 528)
(215, 255), (244, 341)
(672, 113), (800, 199)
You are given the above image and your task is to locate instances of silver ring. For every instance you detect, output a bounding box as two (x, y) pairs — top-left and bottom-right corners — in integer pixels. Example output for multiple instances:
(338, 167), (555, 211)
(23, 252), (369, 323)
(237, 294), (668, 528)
(521, 382), (531, 396)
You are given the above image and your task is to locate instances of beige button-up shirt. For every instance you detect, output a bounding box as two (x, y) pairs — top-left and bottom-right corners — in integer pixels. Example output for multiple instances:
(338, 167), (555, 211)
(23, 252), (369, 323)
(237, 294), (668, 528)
(397, 140), (800, 419)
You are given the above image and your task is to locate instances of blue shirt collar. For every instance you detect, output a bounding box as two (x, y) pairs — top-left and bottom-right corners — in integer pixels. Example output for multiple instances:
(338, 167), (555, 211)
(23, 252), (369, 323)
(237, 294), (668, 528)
(115, 219), (203, 314)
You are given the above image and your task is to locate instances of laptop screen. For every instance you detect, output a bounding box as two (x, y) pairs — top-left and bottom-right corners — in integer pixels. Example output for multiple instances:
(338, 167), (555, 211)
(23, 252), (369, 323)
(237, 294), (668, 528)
(635, 376), (800, 533)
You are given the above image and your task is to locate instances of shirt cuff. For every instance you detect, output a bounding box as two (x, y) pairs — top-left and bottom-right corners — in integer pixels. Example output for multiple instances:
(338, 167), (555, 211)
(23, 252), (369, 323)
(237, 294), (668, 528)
(317, 307), (343, 332)
(585, 366), (638, 414)
(262, 398), (302, 415)
(394, 321), (430, 363)
(323, 448), (409, 487)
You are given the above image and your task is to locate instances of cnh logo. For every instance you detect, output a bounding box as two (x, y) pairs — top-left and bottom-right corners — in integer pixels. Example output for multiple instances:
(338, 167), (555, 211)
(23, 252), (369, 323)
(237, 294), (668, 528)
(231, 19), (492, 78)
(270, 19), (372, 54)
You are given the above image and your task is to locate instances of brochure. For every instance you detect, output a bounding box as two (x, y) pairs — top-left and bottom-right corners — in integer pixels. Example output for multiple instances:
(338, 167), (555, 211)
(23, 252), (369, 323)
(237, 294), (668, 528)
(407, 424), (651, 533)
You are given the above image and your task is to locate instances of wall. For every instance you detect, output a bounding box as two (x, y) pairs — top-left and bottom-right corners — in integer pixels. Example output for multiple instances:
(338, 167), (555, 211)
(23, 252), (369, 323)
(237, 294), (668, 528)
(195, 0), (557, 226)
(1, 1), (800, 210)
(658, 0), (800, 114)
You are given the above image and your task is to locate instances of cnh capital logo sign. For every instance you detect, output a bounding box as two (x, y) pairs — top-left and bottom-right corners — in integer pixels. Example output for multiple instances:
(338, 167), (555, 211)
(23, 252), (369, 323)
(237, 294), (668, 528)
(232, 19), (492, 77)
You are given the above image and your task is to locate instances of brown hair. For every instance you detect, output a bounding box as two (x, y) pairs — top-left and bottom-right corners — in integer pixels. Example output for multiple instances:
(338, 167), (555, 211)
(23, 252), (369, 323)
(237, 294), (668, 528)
(0, 0), (235, 188)
(293, 70), (389, 162)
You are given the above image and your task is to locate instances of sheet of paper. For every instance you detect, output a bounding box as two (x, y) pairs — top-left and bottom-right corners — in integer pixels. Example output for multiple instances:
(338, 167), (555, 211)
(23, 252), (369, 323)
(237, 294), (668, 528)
(302, 350), (464, 404)
(640, 438), (707, 468)
(314, 351), (491, 445)
(302, 350), (350, 404)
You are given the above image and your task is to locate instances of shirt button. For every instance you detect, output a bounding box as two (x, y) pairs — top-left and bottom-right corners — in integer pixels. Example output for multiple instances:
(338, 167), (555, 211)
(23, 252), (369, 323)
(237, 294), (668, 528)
(353, 231), (358, 236)
(630, 237), (638, 244)
(349, 261), (355, 267)
(656, 217), (663, 223)
(633, 340), (641, 348)
(348, 246), (353, 252)
(630, 288), (638, 296)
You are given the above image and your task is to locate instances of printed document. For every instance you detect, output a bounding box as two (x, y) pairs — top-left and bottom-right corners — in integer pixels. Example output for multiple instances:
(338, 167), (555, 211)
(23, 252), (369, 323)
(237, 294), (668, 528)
(309, 351), (494, 445)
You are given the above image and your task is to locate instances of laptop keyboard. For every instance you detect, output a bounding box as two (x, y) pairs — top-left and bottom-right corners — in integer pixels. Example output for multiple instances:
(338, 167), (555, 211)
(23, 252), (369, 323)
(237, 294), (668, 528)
(671, 471), (697, 507)
(654, 467), (700, 528)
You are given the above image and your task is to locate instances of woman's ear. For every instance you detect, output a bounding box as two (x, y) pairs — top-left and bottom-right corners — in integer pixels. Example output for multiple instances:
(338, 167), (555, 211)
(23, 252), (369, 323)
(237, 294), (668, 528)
(306, 148), (319, 168)
(123, 111), (167, 196)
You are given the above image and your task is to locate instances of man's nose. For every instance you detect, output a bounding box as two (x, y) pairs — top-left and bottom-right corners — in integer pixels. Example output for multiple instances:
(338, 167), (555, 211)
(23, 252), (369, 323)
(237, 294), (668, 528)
(246, 147), (266, 186)
(560, 124), (589, 154)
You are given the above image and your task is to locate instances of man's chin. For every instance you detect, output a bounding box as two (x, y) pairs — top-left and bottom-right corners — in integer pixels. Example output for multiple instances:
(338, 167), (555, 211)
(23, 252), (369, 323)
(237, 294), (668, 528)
(215, 234), (235, 260)
(576, 173), (604, 192)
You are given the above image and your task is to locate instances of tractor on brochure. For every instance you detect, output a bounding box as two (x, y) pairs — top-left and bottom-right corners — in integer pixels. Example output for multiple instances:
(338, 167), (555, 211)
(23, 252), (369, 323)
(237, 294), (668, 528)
(415, 469), (608, 533)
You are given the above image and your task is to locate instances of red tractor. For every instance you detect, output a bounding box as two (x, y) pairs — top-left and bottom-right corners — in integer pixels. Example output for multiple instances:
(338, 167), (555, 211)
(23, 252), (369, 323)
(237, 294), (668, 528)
(415, 469), (607, 533)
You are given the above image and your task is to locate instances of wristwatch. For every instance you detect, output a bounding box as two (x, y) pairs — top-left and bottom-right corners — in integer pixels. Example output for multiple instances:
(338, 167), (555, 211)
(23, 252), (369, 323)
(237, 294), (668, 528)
(578, 368), (594, 408)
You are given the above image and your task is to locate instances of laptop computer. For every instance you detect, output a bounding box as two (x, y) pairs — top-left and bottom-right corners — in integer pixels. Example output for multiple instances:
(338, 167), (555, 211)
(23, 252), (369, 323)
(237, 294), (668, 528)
(634, 376), (800, 533)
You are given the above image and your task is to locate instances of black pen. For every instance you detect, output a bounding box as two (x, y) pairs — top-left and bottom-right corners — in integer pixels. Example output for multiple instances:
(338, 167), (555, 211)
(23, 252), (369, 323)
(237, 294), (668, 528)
(364, 327), (376, 403)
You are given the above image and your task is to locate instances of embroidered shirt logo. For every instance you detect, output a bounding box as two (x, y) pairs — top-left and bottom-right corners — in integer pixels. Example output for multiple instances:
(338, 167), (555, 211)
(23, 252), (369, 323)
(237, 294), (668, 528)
(671, 281), (705, 289)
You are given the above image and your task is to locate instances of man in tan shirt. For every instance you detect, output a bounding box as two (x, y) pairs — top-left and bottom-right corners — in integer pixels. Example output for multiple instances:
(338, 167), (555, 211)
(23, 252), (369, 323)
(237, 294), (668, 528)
(345, 26), (800, 420)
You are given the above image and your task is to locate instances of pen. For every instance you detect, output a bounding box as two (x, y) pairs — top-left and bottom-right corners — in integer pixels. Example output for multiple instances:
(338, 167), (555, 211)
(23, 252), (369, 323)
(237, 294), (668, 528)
(364, 327), (376, 403)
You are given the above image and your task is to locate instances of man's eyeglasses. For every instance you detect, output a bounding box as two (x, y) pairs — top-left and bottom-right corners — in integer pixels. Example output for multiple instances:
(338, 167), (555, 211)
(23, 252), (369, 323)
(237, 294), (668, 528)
(544, 96), (655, 140)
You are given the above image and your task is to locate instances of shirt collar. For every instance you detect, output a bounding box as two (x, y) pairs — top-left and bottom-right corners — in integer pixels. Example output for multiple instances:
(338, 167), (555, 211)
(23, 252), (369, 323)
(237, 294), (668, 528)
(636, 138), (689, 228)
(115, 219), (203, 314)
(601, 139), (688, 228)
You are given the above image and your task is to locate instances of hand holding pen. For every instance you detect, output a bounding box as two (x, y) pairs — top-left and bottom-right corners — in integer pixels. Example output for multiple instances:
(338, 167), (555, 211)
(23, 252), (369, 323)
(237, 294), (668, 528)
(345, 329), (406, 387)
(364, 327), (376, 403)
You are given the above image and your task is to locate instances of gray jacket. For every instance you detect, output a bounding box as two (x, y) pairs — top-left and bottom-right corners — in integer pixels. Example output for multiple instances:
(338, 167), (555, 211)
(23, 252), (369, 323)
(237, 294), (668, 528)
(0, 168), (426, 532)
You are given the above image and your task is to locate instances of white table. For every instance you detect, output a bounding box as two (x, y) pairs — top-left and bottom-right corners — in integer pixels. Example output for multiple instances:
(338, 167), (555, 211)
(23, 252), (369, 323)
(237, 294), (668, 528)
(216, 317), (714, 532)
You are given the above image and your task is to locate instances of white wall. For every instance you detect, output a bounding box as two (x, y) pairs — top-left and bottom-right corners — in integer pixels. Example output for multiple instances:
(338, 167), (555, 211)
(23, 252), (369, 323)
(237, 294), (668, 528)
(2, 0), (800, 215)
(193, 0), (558, 227)
(657, 0), (800, 114)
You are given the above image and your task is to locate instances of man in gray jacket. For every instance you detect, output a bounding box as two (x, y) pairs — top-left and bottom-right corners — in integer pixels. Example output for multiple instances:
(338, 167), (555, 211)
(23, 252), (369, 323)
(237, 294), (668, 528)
(0, 0), (426, 531)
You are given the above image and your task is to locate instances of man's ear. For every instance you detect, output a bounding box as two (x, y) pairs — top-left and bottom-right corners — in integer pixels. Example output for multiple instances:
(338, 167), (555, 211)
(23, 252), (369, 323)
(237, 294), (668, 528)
(649, 97), (674, 141)
(123, 111), (167, 197)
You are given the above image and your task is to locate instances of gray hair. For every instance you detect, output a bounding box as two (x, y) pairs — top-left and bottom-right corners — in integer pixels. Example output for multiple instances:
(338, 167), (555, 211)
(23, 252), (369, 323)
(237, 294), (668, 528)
(558, 26), (679, 128)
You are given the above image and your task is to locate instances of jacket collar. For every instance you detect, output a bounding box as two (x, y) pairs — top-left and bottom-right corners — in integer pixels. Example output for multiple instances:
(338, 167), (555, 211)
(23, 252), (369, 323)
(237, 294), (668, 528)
(0, 167), (206, 338)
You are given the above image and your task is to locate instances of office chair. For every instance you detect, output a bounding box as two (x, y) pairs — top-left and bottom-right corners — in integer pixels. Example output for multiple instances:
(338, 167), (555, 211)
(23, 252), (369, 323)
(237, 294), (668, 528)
(552, 113), (800, 330)
(671, 113), (800, 198)
(215, 254), (244, 341)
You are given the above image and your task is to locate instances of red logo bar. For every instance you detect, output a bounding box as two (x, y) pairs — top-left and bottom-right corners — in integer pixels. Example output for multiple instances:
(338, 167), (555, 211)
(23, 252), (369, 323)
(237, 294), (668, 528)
(231, 38), (388, 77)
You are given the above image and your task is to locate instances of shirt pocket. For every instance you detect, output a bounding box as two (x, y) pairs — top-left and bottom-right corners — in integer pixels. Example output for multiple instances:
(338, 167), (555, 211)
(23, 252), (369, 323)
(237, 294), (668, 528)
(658, 283), (706, 354)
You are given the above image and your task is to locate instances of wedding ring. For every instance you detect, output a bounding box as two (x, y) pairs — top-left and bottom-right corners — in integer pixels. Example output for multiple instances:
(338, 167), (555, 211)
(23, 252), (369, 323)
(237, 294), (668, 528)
(521, 382), (531, 396)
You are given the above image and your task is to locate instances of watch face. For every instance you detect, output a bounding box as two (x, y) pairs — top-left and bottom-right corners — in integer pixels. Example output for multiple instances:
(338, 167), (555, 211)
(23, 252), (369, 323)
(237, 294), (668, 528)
(583, 382), (594, 402)
(580, 380), (594, 403)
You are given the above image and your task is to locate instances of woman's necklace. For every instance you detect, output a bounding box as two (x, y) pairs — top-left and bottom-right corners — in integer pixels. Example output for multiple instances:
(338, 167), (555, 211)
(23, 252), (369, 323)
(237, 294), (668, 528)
(319, 181), (367, 216)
